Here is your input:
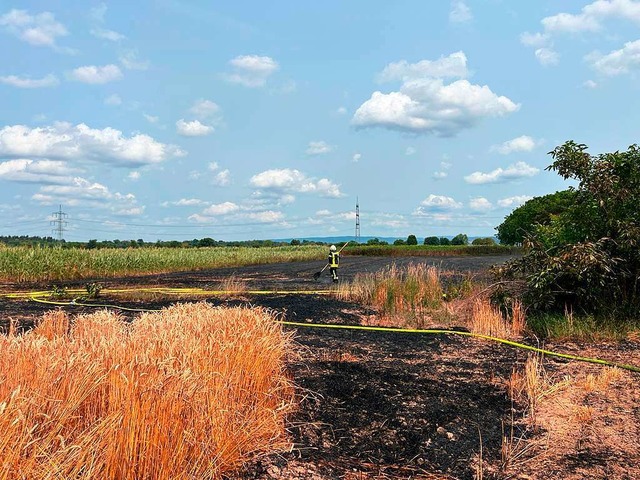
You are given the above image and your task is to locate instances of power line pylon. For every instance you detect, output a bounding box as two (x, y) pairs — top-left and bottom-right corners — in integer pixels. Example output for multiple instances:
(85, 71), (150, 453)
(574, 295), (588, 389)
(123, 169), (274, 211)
(50, 205), (67, 241)
(355, 197), (360, 243)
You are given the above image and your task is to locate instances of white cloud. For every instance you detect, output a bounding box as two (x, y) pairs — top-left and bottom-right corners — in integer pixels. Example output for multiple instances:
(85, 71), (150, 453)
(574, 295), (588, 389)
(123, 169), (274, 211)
(32, 176), (141, 213)
(250, 168), (343, 198)
(0, 159), (77, 184)
(143, 113), (159, 123)
(377, 51), (468, 83)
(450, 1), (473, 23)
(352, 153), (362, 162)
(583, 79), (599, 88)
(89, 4), (108, 23)
(119, 50), (150, 70)
(0, 9), (69, 50)
(203, 202), (240, 216)
(316, 209), (332, 216)
(405, 146), (416, 155)
(0, 73), (58, 88)
(441, 161), (452, 169)
(213, 169), (231, 186)
(464, 162), (540, 184)
(245, 210), (285, 223)
(520, 32), (550, 47)
(90, 28), (125, 42)
(498, 195), (533, 208)
(104, 94), (122, 106)
(176, 119), (214, 136)
(70, 65), (123, 84)
(370, 212), (408, 229)
(587, 39), (640, 75)
(189, 99), (221, 120)
(469, 197), (493, 211)
(0, 123), (185, 167)
(432, 171), (448, 180)
(174, 198), (205, 206)
(491, 135), (539, 154)
(535, 47), (560, 66)
(541, 0), (640, 34)
(224, 55), (279, 87)
(354, 53), (518, 136)
(306, 140), (333, 155)
(416, 194), (463, 212)
(336, 106), (347, 115)
(128, 171), (140, 181)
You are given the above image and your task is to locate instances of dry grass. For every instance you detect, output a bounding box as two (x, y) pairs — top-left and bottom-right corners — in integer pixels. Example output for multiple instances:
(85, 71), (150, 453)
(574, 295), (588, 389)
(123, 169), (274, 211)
(469, 299), (526, 339)
(0, 303), (295, 479)
(217, 274), (248, 293)
(337, 263), (444, 325)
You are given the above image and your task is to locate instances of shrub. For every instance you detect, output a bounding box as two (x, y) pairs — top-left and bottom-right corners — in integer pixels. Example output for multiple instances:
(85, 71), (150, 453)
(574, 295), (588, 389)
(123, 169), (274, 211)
(439, 237), (451, 246)
(472, 237), (496, 246)
(424, 236), (440, 245)
(451, 233), (469, 245)
(406, 234), (418, 245)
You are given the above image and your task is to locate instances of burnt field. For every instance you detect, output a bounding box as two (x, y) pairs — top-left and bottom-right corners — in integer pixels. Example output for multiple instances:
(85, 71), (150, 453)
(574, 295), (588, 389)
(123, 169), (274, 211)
(2, 254), (640, 479)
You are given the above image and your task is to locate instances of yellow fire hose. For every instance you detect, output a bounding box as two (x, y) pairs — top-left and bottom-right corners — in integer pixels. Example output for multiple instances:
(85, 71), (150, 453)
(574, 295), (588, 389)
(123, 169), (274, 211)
(9, 289), (640, 374)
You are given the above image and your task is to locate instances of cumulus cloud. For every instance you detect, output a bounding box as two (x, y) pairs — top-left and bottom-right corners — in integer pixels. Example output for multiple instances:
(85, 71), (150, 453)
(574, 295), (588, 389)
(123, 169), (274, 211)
(469, 197), (493, 211)
(224, 55), (279, 87)
(523, 1), (640, 65)
(203, 201), (240, 216)
(69, 64), (123, 84)
(189, 99), (221, 120)
(32, 176), (142, 214)
(127, 171), (140, 181)
(449, 1), (473, 23)
(250, 168), (343, 198)
(213, 169), (231, 186)
(0, 9), (70, 50)
(171, 198), (205, 206)
(415, 194), (463, 213)
(587, 39), (640, 75)
(0, 123), (185, 167)
(0, 159), (78, 184)
(176, 119), (214, 136)
(353, 52), (518, 136)
(535, 47), (560, 66)
(583, 79), (599, 88)
(336, 106), (347, 115)
(405, 146), (416, 155)
(143, 113), (159, 123)
(0, 73), (59, 88)
(306, 140), (333, 155)
(464, 162), (540, 184)
(497, 195), (533, 208)
(432, 171), (448, 180)
(491, 135), (540, 154)
(119, 50), (149, 70)
(352, 153), (362, 162)
(377, 51), (468, 83)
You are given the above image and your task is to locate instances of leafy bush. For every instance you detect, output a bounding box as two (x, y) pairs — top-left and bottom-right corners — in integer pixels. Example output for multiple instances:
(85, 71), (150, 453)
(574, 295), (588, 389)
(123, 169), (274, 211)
(451, 233), (468, 245)
(406, 234), (418, 245)
(424, 236), (440, 245)
(498, 141), (640, 316)
(472, 237), (496, 246)
(439, 237), (451, 246)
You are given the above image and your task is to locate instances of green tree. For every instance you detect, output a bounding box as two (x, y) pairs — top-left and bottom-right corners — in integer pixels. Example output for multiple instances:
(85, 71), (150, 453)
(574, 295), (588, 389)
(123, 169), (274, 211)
(500, 141), (640, 315)
(439, 237), (451, 246)
(406, 234), (418, 245)
(472, 237), (496, 246)
(424, 236), (440, 245)
(451, 233), (468, 245)
(496, 190), (576, 245)
(393, 239), (406, 245)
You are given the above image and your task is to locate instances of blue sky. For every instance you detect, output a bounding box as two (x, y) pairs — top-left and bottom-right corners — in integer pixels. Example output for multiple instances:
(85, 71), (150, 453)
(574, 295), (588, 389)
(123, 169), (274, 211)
(1, 1), (639, 242)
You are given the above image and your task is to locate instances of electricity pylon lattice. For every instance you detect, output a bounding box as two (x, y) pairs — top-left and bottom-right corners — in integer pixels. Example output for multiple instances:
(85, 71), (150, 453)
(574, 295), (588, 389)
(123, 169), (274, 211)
(51, 205), (68, 241)
(355, 197), (360, 243)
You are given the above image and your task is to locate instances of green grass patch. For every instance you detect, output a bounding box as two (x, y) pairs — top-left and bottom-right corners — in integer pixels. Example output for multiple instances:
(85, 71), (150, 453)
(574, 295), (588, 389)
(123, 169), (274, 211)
(0, 245), (326, 283)
(527, 312), (640, 341)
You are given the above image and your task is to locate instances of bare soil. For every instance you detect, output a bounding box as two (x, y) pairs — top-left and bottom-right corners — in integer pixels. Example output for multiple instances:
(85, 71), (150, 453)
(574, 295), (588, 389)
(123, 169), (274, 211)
(1, 254), (639, 479)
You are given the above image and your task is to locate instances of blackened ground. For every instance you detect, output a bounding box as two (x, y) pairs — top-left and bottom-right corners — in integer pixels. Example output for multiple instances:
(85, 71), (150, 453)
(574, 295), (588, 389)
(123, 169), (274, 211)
(2, 254), (531, 479)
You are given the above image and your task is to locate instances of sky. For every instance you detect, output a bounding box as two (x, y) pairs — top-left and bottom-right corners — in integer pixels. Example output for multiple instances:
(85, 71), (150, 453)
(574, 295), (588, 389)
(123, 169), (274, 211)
(1, 0), (640, 242)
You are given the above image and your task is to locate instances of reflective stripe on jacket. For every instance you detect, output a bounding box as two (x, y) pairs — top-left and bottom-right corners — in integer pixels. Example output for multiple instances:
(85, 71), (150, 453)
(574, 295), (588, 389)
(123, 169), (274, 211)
(329, 252), (339, 267)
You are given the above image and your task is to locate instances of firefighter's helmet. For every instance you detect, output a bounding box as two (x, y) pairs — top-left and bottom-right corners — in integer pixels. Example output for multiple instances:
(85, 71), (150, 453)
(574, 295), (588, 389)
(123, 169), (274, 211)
(330, 245), (337, 252)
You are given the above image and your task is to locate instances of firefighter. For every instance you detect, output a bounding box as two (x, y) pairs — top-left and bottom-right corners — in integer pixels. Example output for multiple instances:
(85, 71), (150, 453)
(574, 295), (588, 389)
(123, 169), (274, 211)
(328, 244), (339, 283)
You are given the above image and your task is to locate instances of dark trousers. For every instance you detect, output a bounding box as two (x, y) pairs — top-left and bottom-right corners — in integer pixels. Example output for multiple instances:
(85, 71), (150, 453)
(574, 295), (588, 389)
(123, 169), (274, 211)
(330, 267), (338, 281)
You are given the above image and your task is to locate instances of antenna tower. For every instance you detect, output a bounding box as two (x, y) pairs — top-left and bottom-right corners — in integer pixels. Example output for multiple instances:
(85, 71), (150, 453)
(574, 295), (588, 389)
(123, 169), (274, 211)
(51, 204), (68, 241)
(355, 197), (360, 243)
